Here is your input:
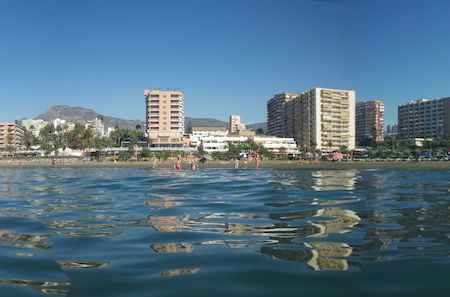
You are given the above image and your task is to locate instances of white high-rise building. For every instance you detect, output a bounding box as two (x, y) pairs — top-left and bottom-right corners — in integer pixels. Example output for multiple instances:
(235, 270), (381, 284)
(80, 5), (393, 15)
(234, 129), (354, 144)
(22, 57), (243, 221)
(398, 97), (450, 139)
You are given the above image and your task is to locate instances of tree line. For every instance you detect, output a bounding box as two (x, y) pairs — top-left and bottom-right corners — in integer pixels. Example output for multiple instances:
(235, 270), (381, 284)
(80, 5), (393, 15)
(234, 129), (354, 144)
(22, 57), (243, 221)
(17, 123), (146, 156)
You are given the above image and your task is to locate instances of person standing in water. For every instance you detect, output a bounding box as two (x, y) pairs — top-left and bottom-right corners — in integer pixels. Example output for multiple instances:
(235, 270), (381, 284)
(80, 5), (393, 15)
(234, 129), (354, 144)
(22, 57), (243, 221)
(151, 155), (159, 168)
(174, 155), (182, 171)
(190, 160), (197, 171)
(233, 157), (239, 169)
(254, 153), (261, 169)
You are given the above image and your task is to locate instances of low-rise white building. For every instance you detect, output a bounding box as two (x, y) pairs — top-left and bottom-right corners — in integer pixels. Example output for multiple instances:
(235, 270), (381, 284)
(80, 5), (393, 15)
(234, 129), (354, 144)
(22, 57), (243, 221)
(52, 118), (67, 129)
(106, 127), (116, 137)
(200, 136), (248, 153)
(253, 136), (298, 154)
(191, 127), (229, 148)
(199, 135), (298, 154)
(85, 118), (105, 137)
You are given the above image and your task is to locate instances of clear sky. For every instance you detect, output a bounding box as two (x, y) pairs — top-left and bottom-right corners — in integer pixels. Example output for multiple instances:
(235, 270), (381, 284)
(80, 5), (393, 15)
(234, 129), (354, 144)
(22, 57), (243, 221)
(1, 0), (450, 125)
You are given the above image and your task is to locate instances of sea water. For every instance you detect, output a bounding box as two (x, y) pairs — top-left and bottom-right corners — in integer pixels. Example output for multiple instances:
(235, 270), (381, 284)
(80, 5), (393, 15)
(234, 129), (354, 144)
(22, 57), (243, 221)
(0, 168), (449, 297)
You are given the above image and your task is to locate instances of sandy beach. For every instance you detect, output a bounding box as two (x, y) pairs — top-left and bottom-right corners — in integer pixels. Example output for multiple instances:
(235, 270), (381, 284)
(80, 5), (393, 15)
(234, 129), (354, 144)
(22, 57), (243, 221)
(1, 159), (450, 169)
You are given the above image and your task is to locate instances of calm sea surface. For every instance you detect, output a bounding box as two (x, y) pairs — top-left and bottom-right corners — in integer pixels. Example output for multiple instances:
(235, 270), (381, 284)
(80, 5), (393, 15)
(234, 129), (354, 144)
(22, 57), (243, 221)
(0, 168), (449, 297)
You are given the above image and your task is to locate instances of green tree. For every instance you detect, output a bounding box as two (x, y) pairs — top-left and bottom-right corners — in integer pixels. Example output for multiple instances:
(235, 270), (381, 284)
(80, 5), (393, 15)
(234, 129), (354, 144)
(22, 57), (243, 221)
(39, 124), (58, 155)
(140, 148), (152, 159)
(21, 127), (37, 149)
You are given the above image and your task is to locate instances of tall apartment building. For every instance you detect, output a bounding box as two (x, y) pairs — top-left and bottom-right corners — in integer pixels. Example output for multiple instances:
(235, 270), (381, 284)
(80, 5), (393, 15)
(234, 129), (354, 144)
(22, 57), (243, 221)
(0, 122), (23, 147)
(356, 100), (384, 145)
(229, 115), (245, 134)
(267, 93), (297, 137)
(282, 88), (355, 152)
(398, 97), (450, 139)
(144, 89), (185, 147)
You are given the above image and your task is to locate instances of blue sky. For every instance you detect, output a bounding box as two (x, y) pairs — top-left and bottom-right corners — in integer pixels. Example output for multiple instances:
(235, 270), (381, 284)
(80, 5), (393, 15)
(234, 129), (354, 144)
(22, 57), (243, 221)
(1, 0), (450, 125)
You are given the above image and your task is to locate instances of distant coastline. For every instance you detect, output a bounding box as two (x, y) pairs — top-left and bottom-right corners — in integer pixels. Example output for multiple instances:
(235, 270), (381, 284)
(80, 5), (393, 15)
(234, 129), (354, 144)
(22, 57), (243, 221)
(2, 160), (450, 169)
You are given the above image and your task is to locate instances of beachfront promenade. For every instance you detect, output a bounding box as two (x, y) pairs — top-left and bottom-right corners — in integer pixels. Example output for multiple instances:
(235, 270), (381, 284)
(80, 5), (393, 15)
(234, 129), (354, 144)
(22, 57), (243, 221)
(2, 159), (450, 169)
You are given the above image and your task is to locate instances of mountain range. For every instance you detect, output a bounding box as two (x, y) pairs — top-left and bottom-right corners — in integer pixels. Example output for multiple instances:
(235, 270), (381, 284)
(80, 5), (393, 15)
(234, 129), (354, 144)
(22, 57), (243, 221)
(34, 105), (267, 133)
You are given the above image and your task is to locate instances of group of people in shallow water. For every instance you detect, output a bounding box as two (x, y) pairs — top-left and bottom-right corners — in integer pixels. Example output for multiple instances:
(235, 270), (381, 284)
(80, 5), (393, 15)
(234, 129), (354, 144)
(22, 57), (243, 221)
(150, 152), (261, 171)
(233, 152), (261, 169)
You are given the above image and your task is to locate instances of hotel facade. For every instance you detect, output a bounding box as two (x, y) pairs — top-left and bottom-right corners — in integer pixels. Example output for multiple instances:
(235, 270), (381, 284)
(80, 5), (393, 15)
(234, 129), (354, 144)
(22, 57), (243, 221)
(267, 93), (297, 137)
(0, 122), (23, 147)
(356, 100), (384, 145)
(398, 97), (450, 140)
(144, 89), (185, 147)
(282, 88), (355, 152)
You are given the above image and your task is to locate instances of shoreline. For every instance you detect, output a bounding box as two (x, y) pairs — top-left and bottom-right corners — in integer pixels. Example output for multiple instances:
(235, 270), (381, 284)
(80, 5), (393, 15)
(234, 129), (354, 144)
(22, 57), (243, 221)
(1, 160), (450, 169)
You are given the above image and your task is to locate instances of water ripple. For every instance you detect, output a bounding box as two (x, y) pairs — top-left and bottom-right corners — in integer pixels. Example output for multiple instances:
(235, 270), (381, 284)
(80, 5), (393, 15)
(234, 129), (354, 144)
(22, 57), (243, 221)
(0, 168), (449, 296)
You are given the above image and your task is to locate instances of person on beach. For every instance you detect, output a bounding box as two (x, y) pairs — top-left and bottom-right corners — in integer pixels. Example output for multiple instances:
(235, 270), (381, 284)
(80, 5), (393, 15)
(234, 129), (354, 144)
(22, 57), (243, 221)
(151, 156), (158, 168)
(254, 153), (261, 169)
(234, 157), (239, 169)
(174, 155), (182, 171)
(190, 160), (197, 171)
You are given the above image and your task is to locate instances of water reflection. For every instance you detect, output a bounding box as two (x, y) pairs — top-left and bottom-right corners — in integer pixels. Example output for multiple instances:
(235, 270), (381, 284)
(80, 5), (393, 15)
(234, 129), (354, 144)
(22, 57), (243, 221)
(1, 168), (450, 295)
(160, 268), (200, 277)
(16, 252), (35, 257)
(304, 242), (352, 271)
(145, 194), (182, 209)
(308, 208), (361, 238)
(0, 230), (51, 249)
(45, 219), (125, 238)
(0, 279), (70, 296)
(57, 261), (109, 269)
(261, 242), (352, 271)
(151, 242), (193, 253)
(54, 230), (121, 237)
(201, 239), (279, 248)
(147, 215), (190, 232)
(311, 170), (358, 191)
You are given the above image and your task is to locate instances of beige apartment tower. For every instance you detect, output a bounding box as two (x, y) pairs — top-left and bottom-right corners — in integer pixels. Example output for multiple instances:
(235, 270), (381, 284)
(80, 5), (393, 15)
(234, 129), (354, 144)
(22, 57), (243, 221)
(267, 93), (297, 137)
(145, 90), (185, 147)
(229, 115), (245, 134)
(0, 122), (23, 147)
(283, 88), (355, 152)
(356, 100), (384, 145)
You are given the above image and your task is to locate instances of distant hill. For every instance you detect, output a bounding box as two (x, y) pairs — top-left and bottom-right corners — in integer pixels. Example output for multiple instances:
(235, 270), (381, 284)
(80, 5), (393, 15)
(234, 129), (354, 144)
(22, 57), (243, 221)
(246, 122), (267, 133)
(35, 105), (145, 131)
(186, 118), (228, 129)
(34, 105), (267, 133)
